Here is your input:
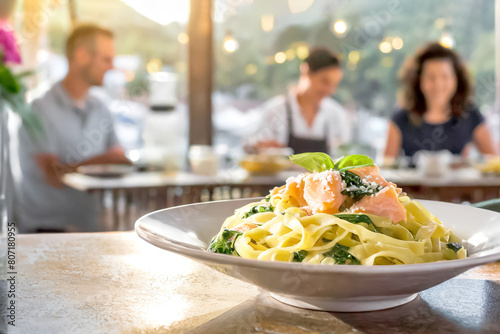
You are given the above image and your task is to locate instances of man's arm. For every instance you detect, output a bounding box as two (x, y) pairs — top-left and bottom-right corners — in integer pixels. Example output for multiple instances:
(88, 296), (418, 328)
(35, 147), (131, 188)
(79, 146), (131, 166)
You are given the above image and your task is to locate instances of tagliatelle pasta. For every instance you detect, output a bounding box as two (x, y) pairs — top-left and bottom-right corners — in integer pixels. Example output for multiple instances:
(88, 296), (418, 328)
(208, 153), (467, 265)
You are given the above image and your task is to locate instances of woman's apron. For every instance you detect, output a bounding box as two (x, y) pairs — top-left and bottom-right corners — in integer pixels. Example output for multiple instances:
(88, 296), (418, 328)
(286, 98), (329, 154)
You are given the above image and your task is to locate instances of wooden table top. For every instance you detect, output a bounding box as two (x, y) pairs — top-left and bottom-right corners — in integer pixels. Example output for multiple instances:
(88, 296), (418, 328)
(7, 232), (500, 334)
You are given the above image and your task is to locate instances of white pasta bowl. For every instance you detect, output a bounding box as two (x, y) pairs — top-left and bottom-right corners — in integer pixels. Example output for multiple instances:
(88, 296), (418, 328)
(135, 198), (500, 312)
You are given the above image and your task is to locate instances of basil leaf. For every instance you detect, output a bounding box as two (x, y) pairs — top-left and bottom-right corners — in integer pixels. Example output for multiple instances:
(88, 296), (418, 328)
(323, 244), (360, 265)
(289, 152), (334, 172)
(292, 250), (308, 262)
(334, 214), (379, 233)
(340, 170), (382, 200)
(208, 228), (243, 255)
(446, 242), (463, 253)
(336, 154), (375, 171)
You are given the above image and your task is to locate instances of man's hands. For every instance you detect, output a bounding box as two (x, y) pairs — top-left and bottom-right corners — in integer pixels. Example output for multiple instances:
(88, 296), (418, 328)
(35, 154), (70, 188)
(80, 147), (132, 166)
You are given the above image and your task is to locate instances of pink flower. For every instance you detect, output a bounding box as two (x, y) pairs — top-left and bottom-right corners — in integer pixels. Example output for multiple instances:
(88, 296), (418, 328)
(0, 21), (21, 64)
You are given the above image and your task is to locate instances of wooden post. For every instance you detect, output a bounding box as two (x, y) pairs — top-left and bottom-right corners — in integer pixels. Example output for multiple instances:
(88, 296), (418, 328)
(68, 0), (78, 28)
(188, 0), (213, 146)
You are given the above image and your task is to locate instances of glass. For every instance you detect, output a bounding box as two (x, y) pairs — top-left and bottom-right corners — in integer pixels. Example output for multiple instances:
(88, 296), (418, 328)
(189, 145), (219, 176)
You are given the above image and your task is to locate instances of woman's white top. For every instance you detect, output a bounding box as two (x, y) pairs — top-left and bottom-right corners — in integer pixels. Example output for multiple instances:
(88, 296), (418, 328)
(250, 89), (350, 153)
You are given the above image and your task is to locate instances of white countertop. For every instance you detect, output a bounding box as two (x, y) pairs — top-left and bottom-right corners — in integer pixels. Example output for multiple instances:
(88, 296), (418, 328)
(62, 168), (500, 192)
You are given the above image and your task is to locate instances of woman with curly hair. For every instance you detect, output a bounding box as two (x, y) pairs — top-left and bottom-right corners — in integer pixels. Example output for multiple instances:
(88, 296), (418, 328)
(384, 42), (495, 164)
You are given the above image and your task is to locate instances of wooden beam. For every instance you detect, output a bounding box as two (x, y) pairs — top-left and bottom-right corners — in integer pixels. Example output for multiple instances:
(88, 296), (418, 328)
(188, 0), (213, 146)
(68, 0), (78, 28)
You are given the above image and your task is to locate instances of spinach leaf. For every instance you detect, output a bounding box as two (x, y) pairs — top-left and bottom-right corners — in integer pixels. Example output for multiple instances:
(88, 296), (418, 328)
(242, 204), (275, 219)
(292, 250), (308, 262)
(446, 242), (463, 253)
(264, 195), (271, 202)
(323, 244), (361, 265)
(334, 214), (379, 233)
(289, 152), (334, 172)
(340, 170), (382, 200)
(208, 228), (242, 254)
(336, 154), (375, 171)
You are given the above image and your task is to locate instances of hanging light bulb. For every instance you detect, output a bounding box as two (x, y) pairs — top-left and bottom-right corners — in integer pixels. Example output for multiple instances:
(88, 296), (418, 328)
(223, 31), (239, 53)
(440, 32), (454, 48)
(261, 15), (274, 32)
(274, 52), (287, 64)
(177, 32), (189, 44)
(392, 37), (403, 50)
(296, 44), (309, 60)
(332, 19), (348, 37)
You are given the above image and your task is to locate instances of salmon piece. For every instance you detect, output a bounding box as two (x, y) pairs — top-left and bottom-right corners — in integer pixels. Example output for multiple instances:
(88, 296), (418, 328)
(349, 166), (402, 194)
(270, 185), (285, 196)
(302, 170), (345, 214)
(233, 222), (258, 233)
(285, 174), (308, 207)
(349, 185), (407, 224)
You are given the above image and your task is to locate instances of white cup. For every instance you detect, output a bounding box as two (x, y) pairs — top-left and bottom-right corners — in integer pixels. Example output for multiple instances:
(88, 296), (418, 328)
(189, 145), (219, 176)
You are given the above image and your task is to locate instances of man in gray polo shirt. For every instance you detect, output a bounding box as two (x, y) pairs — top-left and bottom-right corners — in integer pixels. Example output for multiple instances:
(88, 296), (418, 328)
(15, 24), (130, 232)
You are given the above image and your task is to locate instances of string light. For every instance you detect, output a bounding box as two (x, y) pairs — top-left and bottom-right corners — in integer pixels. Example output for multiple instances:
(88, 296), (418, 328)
(177, 33), (189, 44)
(379, 41), (392, 54)
(348, 51), (360, 64)
(332, 19), (348, 37)
(261, 15), (274, 32)
(285, 49), (296, 60)
(296, 45), (309, 59)
(392, 37), (403, 50)
(440, 32), (454, 48)
(223, 31), (239, 53)
(146, 59), (162, 73)
(274, 52), (287, 64)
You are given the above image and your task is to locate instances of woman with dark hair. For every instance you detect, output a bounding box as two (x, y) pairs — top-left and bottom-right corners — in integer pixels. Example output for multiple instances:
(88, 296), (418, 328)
(247, 47), (349, 155)
(384, 42), (495, 163)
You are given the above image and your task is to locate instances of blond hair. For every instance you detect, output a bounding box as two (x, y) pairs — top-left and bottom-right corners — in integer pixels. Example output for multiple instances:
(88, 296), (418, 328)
(66, 24), (114, 60)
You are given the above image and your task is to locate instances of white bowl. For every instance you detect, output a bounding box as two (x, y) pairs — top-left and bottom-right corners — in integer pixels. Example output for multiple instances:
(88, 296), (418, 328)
(135, 199), (500, 312)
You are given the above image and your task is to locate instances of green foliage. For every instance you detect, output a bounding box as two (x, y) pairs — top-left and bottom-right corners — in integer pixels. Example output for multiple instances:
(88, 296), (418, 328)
(0, 65), (20, 94)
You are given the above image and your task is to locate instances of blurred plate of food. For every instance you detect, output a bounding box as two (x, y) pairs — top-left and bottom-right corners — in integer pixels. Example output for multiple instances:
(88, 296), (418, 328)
(77, 164), (135, 178)
(475, 156), (500, 176)
(240, 154), (293, 176)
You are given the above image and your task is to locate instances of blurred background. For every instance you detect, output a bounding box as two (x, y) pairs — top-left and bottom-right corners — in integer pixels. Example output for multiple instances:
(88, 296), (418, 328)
(14, 0), (498, 164)
(5, 0), (500, 231)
